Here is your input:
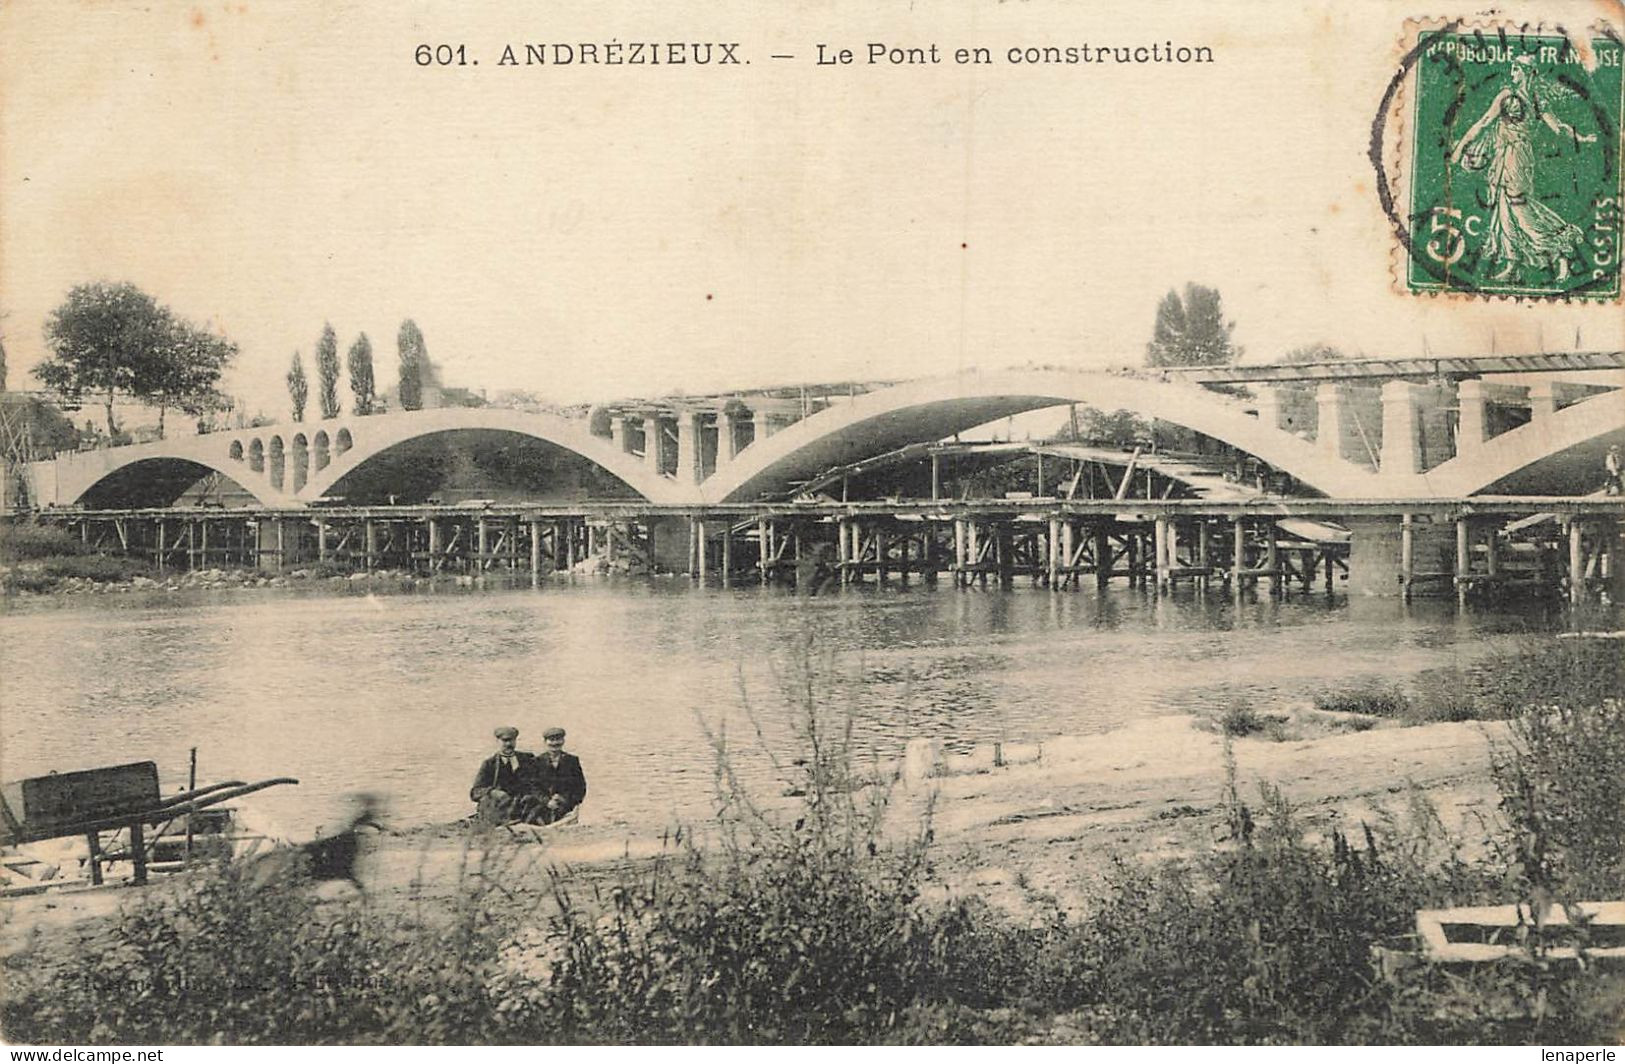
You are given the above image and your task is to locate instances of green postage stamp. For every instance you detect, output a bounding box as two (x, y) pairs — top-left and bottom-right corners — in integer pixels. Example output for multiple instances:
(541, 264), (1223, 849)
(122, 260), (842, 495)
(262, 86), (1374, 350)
(1398, 25), (1623, 299)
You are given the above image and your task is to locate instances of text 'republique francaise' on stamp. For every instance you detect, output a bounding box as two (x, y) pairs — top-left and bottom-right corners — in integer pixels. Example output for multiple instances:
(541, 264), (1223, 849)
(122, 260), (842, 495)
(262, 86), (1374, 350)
(1377, 18), (1624, 301)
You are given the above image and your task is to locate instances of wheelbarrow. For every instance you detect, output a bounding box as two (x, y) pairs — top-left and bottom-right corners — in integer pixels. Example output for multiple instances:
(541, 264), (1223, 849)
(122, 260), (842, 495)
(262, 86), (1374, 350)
(1, 760), (297, 888)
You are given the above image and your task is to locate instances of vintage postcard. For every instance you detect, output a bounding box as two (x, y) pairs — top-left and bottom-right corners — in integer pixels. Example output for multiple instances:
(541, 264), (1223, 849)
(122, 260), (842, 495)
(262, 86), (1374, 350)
(2, 0), (1623, 1050)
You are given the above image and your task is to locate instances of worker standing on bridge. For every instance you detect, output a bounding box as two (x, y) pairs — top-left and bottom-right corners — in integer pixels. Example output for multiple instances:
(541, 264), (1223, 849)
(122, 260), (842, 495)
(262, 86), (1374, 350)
(1606, 445), (1623, 495)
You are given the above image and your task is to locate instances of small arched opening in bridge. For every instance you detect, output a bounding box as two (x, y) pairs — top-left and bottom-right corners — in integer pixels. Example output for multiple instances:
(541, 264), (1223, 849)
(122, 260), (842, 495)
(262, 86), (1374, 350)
(335, 428), (353, 455)
(314, 428), (648, 505)
(75, 459), (269, 509)
(229, 440), (244, 462)
(313, 431), (331, 471)
(268, 436), (285, 490)
(248, 438), (265, 473)
(291, 434), (309, 492)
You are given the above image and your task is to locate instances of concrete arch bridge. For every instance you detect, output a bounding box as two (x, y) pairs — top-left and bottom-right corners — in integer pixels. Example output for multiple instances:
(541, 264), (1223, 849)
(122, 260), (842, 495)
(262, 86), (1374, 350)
(19, 361), (1622, 511)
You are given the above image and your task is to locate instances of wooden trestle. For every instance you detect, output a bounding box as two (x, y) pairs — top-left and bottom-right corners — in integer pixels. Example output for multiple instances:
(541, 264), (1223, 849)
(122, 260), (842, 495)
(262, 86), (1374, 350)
(26, 496), (1625, 604)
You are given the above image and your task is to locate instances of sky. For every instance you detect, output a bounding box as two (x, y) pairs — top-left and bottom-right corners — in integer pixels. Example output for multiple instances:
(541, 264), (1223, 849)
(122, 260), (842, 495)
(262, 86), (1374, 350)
(2, 0), (1622, 423)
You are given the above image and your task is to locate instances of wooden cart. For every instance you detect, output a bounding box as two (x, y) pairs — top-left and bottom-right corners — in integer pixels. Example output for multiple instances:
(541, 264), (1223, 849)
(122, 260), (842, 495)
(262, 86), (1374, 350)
(1, 761), (297, 888)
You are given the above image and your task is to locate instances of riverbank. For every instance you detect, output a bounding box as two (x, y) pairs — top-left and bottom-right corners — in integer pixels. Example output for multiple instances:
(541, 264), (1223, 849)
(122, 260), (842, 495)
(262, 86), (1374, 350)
(0, 709), (1501, 940)
(0, 557), (434, 597)
(8, 694), (1622, 1045)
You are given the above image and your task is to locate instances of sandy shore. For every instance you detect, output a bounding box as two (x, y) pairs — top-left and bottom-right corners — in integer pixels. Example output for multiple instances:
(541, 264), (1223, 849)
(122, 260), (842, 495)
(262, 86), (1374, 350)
(0, 710), (1508, 956)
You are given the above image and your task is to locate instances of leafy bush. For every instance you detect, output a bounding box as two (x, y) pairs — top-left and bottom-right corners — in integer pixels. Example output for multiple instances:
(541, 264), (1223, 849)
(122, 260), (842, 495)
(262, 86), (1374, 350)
(524, 643), (954, 1043)
(0, 521), (92, 562)
(3, 853), (519, 1045)
(1219, 702), (1269, 737)
(1031, 783), (1442, 1043)
(1491, 696), (1625, 899)
(1468, 638), (1624, 719)
(41, 554), (151, 582)
(2, 570), (57, 593)
(1313, 682), (1411, 719)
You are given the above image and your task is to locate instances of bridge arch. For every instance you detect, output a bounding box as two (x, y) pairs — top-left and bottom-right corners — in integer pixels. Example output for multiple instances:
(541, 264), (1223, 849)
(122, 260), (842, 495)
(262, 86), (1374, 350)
(70, 456), (288, 508)
(1418, 391), (1625, 496)
(700, 369), (1389, 502)
(299, 408), (689, 504)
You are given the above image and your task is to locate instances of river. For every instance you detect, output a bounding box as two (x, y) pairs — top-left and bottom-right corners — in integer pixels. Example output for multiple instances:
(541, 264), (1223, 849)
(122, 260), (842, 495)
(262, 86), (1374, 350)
(0, 578), (1569, 839)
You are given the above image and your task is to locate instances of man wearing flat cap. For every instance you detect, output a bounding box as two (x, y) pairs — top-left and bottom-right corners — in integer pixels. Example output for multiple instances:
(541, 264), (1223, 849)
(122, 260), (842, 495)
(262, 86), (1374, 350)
(533, 727), (587, 824)
(470, 726), (545, 825)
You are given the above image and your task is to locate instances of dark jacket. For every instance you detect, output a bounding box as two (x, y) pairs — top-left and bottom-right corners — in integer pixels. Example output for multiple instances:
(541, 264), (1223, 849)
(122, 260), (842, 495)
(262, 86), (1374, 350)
(533, 752), (587, 813)
(470, 751), (540, 803)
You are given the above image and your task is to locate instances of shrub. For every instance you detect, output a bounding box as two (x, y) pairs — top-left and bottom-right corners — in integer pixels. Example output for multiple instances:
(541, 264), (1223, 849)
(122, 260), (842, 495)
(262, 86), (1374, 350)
(1033, 783), (1441, 1044)
(2, 570), (57, 593)
(1218, 702), (1268, 737)
(1313, 682), (1411, 718)
(1468, 638), (1624, 719)
(2, 854), (518, 1045)
(1491, 696), (1625, 899)
(0, 521), (91, 562)
(41, 554), (151, 582)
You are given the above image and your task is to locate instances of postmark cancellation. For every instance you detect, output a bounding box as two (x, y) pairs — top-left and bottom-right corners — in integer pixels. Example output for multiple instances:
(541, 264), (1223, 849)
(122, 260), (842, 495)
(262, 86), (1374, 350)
(1383, 18), (1624, 301)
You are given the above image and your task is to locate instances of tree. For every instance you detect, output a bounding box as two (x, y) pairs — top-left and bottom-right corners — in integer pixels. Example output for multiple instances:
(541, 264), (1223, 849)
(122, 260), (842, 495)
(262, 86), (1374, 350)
(35, 282), (237, 438)
(397, 319), (426, 412)
(0, 393), (79, 458)
(1, 330), (8, 392)
(287, 352), (309, 423)
(147, 315), (237, 437)
(1145, 283), (1240, 368)
(347, 333), (376, 414)
(315, 323), (341, 419)
(37, 282), (169, 436)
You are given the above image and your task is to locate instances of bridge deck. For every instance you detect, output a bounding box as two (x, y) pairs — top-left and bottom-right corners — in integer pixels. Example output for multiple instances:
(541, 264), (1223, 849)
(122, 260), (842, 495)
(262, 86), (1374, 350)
(34, 494), (1625, 522)
(1157, 350), (1625, 383)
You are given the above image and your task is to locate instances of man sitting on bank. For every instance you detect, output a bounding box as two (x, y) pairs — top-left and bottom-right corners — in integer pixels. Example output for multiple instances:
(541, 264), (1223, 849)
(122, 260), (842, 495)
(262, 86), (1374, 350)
(470, 726), (546, 825)
(533, 727), (587, 824)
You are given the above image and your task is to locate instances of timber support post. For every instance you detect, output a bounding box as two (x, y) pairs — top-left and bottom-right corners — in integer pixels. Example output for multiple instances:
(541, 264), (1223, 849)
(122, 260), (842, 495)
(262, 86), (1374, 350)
(1400, 515), (1415, 602)
(1455, 517), (1471, 606)
(1568, 519), (1585, 606)
(1153, 516), (1170, 593)
(1265, 520), (1281, 597)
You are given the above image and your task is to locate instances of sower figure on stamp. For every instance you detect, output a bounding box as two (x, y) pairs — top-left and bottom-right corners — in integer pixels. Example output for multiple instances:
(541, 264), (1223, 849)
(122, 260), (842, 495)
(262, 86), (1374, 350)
(470, 726), (547, 825)
(1449, 56), (1595, 283)
(534, 727), (587, 824)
